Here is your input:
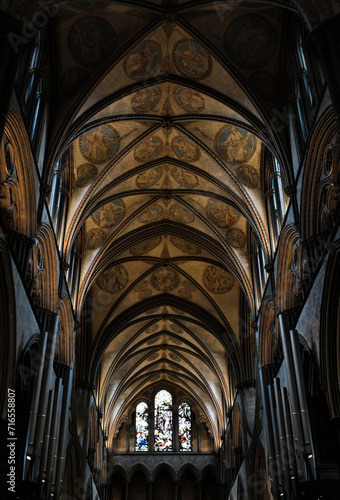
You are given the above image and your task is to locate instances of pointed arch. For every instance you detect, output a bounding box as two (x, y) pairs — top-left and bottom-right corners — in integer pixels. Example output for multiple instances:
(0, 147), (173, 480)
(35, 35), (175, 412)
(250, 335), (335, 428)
(36, 223), (58, 312)
(258, 297), (281, 367)
(275, 224), (302, 314)
(56, 295), (74, 367)
(3, 106), (36, 238)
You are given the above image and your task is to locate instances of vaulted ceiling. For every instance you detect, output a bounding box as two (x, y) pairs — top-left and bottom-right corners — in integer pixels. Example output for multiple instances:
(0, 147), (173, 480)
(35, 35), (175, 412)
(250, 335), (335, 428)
(43, 0), (294, 447)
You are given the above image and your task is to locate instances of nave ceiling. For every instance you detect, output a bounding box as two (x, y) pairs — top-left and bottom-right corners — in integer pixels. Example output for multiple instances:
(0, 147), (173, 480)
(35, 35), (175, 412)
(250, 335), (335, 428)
(17, 0), (297, 447)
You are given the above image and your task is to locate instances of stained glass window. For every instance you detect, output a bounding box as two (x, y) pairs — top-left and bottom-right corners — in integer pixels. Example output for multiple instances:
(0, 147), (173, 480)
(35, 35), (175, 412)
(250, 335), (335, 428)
(135, 402), (148, 451)
(179, 402), (192, 451)
(154, 390), (173, 451)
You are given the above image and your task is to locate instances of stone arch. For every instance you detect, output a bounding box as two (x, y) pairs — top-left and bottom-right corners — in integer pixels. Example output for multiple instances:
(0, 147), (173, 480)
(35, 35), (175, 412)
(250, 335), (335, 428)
(178, 465), (199, 500)
(2, 106), (36, 238)
(0, 240), (16, 419)
(153, 466), (176, 500)
(201, 466), (219, 500)
(151, 463), (176, 482)
(258, 297), (281, 367)
(276, 224), (303, 314)
(56, 294), (74, 366)
(301, 107), (338, 241)
(110, 466), (127, 500)
(36, 223), (58, 312)
(127, 463), (150, 483)
(129, 467), (149, 500)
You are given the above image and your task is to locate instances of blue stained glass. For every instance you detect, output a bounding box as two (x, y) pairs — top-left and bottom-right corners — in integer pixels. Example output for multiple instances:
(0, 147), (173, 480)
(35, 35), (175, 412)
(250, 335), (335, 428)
(154, 390), (173, 451)
(179, 402), (192, 451)
(136, 402), (148, 451)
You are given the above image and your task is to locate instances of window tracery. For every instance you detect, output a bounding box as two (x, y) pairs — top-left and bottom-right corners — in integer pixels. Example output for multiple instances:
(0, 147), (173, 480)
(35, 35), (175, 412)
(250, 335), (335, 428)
(135, 391), (193, 452)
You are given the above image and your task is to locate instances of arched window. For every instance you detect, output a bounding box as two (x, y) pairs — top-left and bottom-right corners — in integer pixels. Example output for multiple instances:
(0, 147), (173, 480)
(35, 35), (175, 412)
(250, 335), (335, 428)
(179, 402), (192, 451)
(154, 390), (173, 451)
(134, 391), (196, 452)
(135, 402), (149, 451)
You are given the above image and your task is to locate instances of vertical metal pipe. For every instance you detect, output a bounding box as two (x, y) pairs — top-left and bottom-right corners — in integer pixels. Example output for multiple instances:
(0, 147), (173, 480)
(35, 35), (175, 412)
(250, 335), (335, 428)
(24, 330), (48, 479)
(32, 314), (59, 480)
(268, 383), (284, 494)
(290, 330), (316, 479)
(281, 387), (299, 497)
(38, 389), (53, 498)
(259, 368), (280, 500)
(50, 383), (64, 498)
(278, 313), (306, 480)
(45, 377), (62, 498)
(274, 378), (291, 499)
(55, 367), (73, 499)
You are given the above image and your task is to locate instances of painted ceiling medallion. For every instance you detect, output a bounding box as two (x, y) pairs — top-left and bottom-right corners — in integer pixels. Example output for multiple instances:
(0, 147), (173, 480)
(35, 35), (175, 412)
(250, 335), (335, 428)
(91, 199), (126, 228)
(97, 265), (128, 293)
(131, 86), (162, 113)
(168, 203), (195, 224)
(203, 265), (235, 294)
(150, 266), (180, 291)
(236, 165), (260, 189)
(172, 136), (200, 163)
(79, 124), (119, 164)
(85, 228), (106, 250)
(68, 17), (116, 67)
(75, 163), (98, 187)
(146, 323), (158, 333)
(173, 86), (205, 113)
(170, 324), (183, 334)
(129, 236), (162, 255)
(134, 280), (153, 300)
(206, 198), (241, 228)
(173, 39), (212, 80)
(225, 227), (246, 248)
(136, 166), (162, 188)
(224, 15), (276, 70)
(170, 236), (201, 255)
(124, 40), (162, 80)
(215, 125), (256, 164)
(134, 136), (163, 163)
(138, 204), (164, 224)
(171, 166), (199, 187)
